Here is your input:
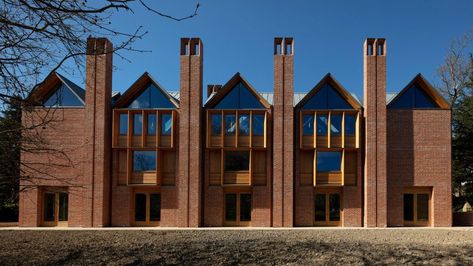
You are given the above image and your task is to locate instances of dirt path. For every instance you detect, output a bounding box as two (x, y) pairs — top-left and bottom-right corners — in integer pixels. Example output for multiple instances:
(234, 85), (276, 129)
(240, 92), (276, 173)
(0, 229), (472, 265)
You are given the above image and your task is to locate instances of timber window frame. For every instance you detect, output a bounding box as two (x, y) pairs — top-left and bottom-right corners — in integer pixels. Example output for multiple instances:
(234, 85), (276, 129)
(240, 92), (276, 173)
(224, 190), (252, 227)
(133, 191), (161, 226)
(313, 187), (342, 227)
(41, 189), (68, 227)
(403, 187), (431, 227)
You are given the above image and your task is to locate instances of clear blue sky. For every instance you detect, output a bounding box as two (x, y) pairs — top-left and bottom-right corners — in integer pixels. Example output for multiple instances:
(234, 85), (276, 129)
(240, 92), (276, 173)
(68, 0), (473, 99)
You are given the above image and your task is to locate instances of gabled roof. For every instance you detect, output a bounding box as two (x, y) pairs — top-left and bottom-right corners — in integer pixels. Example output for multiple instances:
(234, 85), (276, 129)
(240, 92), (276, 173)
(387, 73), (450, 109)
(26, 71), (85, 105)
(205, 72), (271, 109)
(295, 73), (362, 110)
(113, 72), (179, 108)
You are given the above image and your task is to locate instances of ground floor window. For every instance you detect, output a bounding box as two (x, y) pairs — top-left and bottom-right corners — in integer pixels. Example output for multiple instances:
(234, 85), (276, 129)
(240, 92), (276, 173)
(224, 192), (251, 226)
(314, 188), (342, 226)
(134, 192), (161, 226)
(42, 190), (68, 227)
(403, 189), (431, 226)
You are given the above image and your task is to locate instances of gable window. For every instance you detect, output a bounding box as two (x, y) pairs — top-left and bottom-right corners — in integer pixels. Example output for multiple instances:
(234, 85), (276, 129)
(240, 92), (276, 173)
(389, 84), (440, 109)
(303, 114), (314, 136)
(330, 114), (342, 136)
(43, 83), (83, 107)
(127, 83), (175, 109)
(316, 151), (342, 172)
(161, 113), (172, 136)
(211, 113), (222, 136)
(133, 151), (157, 172)
(252, 114), (264, 136)
(302, 82), (353, 110)
(119, 114), (128, 136)
(344, 114), (356, 136)
(133, 113), (143, 136)
(239, 114), (250, 136)
(213, 82), (265, 109)
(225, 151), (250, 171)
(225, 114), (236, 136)
(147, 113), (156, 135)
(316, 114), (328, 136)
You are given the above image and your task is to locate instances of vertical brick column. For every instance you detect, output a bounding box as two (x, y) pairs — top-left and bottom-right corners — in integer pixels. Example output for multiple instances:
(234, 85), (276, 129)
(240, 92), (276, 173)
(83, 38), (113, 227)
(178, 38), (203, 227)
(272, 37), (294, 227)
(363, 38), (387, 227)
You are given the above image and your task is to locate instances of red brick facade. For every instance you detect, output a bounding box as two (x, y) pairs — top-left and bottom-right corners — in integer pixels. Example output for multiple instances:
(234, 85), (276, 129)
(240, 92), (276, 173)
(19, 37), (452, 227)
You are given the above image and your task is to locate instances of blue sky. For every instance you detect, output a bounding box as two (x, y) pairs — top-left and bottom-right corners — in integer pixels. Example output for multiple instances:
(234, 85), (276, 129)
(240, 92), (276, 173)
(67, 0), (473, 99)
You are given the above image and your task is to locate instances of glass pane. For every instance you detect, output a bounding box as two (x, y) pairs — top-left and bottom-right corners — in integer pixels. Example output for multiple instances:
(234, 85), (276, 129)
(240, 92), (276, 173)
(417, 194), (429, 221)
(150, 193), (161, 221)
(161, 114), (172, 136)
(211, 114), (222, 136)
(302, 83), (352, 110)
(330, 114), (342, 136)
(314, 193), (326, 221)
(415, 86), (437, 108)
(344, 114), (356, 136)
(119, 114), (128, 135)
(240, 194), (252, 221)
(43, 84), (83, 107)
(133, 113), (142, 136)
(316, 114), (328, 136)
(316, 152), (342, 172)
(134, 193), (147, 222)
(225, 114), (236, 136)
(252, 114), (264, 136)
(403, 194), (414, 221)
(225, 194), (237, 221)
(302, 114), (314, 136)
(213, 82), (265, 109)
(127, 84), (175, 109)
(238, 114), (250, 136)
(133, 151), (157, 172)
(147, 113), (156, 135)
(43, 193), (55, 222)
(225, 151), (250, 171)
(58, 193), (68, 221)
(329, 193), (340, 221)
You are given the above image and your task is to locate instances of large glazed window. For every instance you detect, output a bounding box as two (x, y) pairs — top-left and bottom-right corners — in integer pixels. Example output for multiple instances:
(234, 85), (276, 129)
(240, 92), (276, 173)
(389, 84), (438, 109)
(43, 83), (84, 107)
(330, 114), (342, 136)
(302, 83), (353, 110)
(252, 114), (264, 136)
(238, 114), (250, 136)
(225, 114), (236, 136)
(133, 113), (143, 136)
(133, 151), (157, 172)
(316, 151), (342, 172)
(126, 83), (175, 109)
(212, 82), (265, 109)
(225, 151), (250, 171)
(211, 114), (222, 136)
(344, 114), (356, 136)
(161, 113), (172, 136)
(316, 114), (328, 136)
(303, 114), (314, 136)
(147, 113), (156, 136)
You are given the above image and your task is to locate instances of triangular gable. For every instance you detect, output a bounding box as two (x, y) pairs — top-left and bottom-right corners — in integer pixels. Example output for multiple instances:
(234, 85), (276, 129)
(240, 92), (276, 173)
(388, 74), (450, 109)
(205, 72), (271, 109)
(296, 73), (361, 110)
(26, 72), (85, 107)
(114, 72), (179, 109)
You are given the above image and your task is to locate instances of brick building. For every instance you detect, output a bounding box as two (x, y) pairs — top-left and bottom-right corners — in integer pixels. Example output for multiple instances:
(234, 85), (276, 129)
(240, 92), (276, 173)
(19, 37), (452, 227)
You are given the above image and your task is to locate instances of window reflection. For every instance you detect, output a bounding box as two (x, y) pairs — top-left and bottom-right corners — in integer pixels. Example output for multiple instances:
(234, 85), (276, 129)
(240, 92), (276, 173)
(345, 114), (356, 136)
(119, 114), (128, 135)
(316, 151), (341, 172)
(147, 113), (156, 135)
(317, 114), (328, 136)
(161, 113), (172, 136)
(239, 114), (250, 136)
(133, 151), (156, 172)
(225, 114), (236, 136)
(303, 114), (314, 136)
(330, 114), (341, 136)
(133, 113), (142, 136)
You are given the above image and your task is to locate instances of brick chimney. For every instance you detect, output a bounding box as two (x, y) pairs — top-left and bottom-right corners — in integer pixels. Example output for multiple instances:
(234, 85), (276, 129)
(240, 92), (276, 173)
(178, 38), (203, 227)
(273, 37), (294, 227)
(363, 38), (387, 227)
(83, 37), (113, 227)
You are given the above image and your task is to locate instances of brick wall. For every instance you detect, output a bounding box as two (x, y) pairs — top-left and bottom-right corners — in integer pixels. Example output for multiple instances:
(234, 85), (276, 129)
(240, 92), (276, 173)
(387, 109), (452, 227)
